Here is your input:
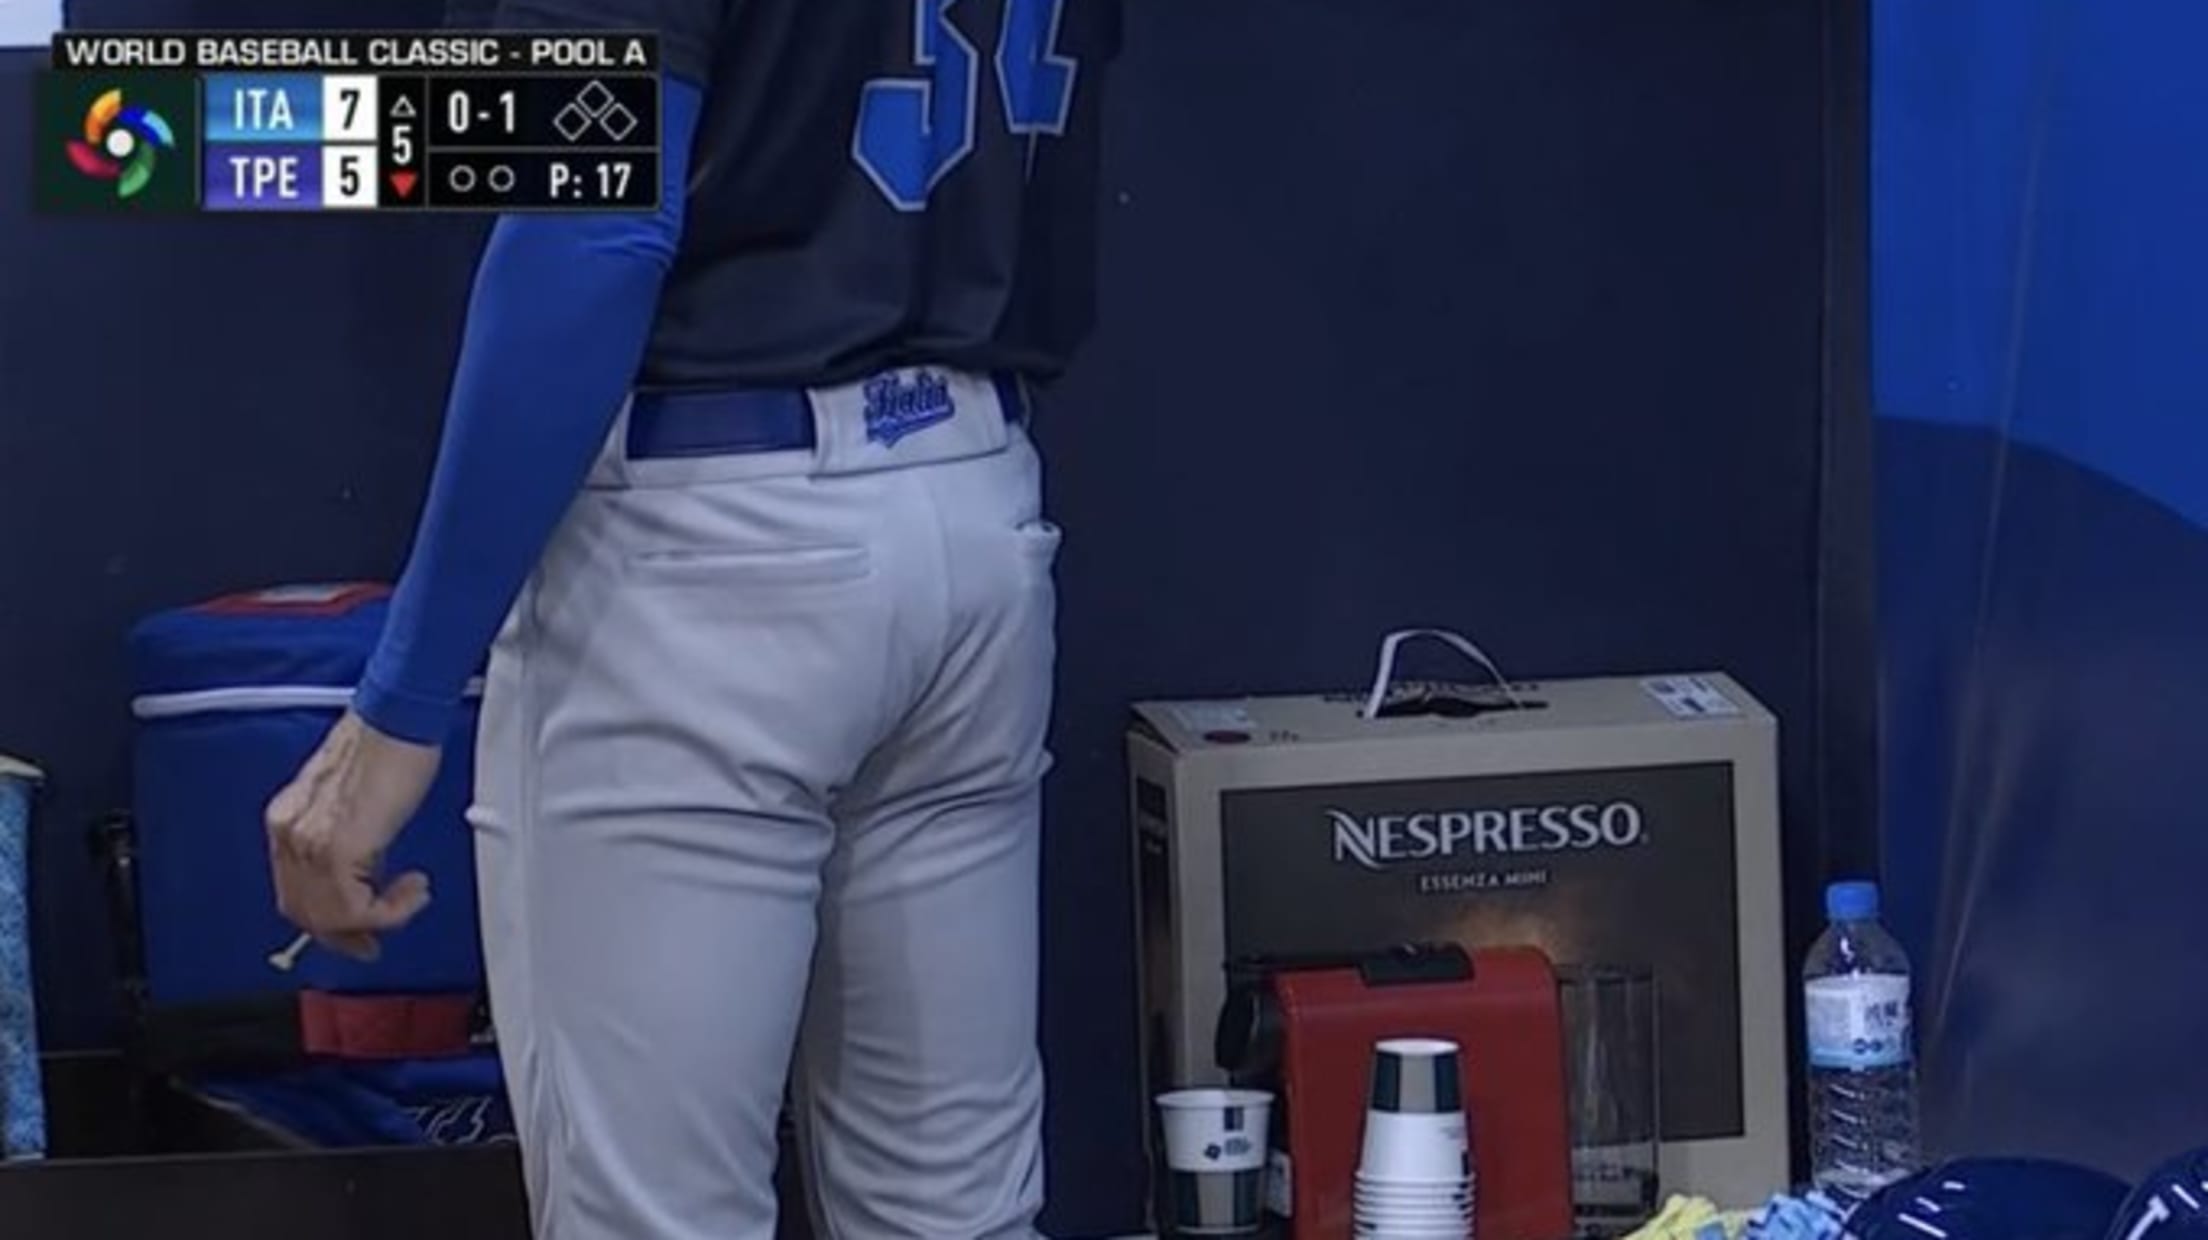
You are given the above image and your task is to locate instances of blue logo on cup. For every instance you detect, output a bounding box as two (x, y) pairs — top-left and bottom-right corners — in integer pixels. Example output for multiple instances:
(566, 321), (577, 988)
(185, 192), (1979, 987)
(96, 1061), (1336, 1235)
(862, 370), (955, 447)
(1203, 1136), (1252, 1162)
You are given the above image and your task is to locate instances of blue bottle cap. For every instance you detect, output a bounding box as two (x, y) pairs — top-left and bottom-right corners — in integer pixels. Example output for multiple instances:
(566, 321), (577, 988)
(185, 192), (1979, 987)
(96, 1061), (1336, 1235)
(1827, 880), (1880, 921)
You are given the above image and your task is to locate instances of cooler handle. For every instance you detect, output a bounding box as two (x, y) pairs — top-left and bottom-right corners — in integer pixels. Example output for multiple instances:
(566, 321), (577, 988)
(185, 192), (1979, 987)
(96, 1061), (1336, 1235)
(196, 582), (391, 618)
(1362, 628), (1522, 718)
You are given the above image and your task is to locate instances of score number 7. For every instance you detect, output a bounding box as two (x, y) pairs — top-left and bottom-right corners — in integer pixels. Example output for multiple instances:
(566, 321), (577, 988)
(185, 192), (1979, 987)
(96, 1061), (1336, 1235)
(854, 0), (1079, 212)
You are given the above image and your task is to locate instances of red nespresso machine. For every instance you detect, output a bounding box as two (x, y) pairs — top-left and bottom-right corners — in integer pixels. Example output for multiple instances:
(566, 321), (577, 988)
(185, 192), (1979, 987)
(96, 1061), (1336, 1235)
(1213, 943), (1574, 1240)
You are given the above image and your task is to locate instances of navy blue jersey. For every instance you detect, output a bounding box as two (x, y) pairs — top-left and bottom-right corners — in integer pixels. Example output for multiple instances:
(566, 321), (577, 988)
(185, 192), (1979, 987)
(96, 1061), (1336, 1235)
(467, 0), (1121, 390)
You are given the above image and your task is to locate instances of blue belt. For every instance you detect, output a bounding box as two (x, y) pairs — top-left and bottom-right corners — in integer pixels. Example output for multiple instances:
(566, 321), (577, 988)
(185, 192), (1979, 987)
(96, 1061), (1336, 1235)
(627, 373), (1029, 461)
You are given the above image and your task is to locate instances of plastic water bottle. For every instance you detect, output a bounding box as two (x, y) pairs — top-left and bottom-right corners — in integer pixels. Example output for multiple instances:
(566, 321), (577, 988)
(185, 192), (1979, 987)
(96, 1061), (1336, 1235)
(1804, 880), (1920, 1203)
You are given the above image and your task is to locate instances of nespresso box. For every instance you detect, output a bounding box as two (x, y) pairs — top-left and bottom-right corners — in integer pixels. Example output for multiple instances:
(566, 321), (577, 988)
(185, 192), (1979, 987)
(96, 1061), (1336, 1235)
(1128, 644), (1788, 1207)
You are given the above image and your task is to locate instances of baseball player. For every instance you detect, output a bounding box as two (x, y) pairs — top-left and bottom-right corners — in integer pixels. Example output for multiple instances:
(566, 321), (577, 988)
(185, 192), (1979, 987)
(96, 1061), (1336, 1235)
(263, 1), (1120, 1236)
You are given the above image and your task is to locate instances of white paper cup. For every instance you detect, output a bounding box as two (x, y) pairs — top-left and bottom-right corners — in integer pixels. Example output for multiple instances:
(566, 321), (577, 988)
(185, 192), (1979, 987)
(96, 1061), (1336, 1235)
(1357, 1195), (1473, 1216)
(1356, 1184), (1471, 1199)
(1358, 1110), (1470, 1184)
(1356, 1191), (1472, 1211)
(1355, 1190), (1473, 1211)
(1357, 1180), (1471, 1194)
(1157, 1088), (1272, 1172)
(1356, 1171), (1473, 1195)
(1356, 1200), (1471, 1219)
(1358, 1207), (1467, 1218)
(1351, 1200), (1474, 1217)
(1357, 1197), (1472, 1213)
(1342, 1217), (1466, 1235)
(1155, 1089), (1273, 1236)
(1369, 1038), (1465, 1115)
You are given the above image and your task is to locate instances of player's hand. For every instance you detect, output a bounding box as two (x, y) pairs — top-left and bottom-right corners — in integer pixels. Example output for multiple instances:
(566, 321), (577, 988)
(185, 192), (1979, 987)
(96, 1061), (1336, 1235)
(265, 708), (441, 962)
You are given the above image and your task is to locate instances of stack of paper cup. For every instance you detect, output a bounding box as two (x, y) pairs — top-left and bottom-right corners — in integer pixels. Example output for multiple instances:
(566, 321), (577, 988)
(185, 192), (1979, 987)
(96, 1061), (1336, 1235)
(1355, 1038), (1474, 1239)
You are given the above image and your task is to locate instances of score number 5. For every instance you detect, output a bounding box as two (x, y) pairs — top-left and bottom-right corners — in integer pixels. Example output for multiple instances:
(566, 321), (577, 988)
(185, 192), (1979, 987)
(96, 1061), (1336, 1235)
(854, 0), (1079, 211)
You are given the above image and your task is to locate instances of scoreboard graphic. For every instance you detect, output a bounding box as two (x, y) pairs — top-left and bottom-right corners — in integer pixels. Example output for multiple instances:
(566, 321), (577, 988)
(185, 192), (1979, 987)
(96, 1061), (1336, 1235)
(34, 31), (662, 214)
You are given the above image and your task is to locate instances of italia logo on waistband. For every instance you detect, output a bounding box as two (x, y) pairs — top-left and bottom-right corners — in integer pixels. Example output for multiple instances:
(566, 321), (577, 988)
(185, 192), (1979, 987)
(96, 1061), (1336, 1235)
(862, 370), (956, 447)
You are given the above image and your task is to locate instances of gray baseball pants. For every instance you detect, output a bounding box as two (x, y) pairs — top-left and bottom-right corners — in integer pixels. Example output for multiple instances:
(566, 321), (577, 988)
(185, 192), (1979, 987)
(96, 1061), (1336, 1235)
(470, 375), (1057, 1239)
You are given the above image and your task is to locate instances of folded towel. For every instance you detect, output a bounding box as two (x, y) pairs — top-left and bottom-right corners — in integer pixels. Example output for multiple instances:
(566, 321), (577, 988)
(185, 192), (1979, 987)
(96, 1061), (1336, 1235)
(1742, 1190), (1849, 1240)
(0, 756), (47, 1161)
(1621, 1187), (1852, 1240)
(1626, 1194), (1757, 1240)
(193, 1053), (514, 1148)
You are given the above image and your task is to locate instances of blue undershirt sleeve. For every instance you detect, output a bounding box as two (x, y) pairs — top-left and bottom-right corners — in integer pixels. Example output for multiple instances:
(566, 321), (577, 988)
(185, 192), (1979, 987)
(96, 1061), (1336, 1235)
(352, 77), (703, 745)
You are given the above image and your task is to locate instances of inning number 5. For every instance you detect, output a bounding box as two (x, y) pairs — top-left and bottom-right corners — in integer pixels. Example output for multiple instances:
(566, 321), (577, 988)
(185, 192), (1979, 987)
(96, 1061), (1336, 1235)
(854, 0), (1080, 212)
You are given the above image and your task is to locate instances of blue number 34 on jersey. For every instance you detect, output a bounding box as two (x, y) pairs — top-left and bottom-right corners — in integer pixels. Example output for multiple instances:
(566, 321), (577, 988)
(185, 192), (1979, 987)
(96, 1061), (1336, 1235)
(854, 0), (1081, 211)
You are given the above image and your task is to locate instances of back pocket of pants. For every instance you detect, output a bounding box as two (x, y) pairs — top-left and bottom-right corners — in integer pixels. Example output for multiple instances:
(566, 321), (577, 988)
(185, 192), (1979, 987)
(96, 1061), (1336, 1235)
(627, 545), (872, 589)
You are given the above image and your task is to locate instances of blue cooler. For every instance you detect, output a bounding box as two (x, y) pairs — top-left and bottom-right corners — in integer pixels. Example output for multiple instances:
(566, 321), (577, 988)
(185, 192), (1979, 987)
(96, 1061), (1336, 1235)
(128, 583), (483, 1007)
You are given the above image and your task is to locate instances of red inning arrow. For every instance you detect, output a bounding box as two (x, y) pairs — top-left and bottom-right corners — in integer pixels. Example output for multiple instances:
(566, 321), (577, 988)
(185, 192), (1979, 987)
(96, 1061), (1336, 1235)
(389, 171), (418, 199)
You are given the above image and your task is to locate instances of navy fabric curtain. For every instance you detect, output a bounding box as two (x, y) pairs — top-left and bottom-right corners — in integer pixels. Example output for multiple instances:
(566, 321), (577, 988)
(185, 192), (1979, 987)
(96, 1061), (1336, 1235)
(1876, 0), (2208, 1177)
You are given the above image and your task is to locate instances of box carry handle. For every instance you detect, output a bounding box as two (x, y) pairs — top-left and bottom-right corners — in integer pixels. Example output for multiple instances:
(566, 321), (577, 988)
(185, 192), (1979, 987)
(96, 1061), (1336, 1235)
(1362, 628), (1523, 718)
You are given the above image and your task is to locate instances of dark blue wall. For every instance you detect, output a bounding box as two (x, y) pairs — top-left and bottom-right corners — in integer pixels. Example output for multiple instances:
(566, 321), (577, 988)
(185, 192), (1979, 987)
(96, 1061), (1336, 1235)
(3, 1), (1863, 1232)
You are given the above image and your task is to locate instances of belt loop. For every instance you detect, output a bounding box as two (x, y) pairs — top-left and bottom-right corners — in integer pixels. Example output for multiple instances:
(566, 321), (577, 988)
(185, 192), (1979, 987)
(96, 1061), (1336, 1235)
(993, 373), (1032, 429)
(802, 384), (832, 474)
